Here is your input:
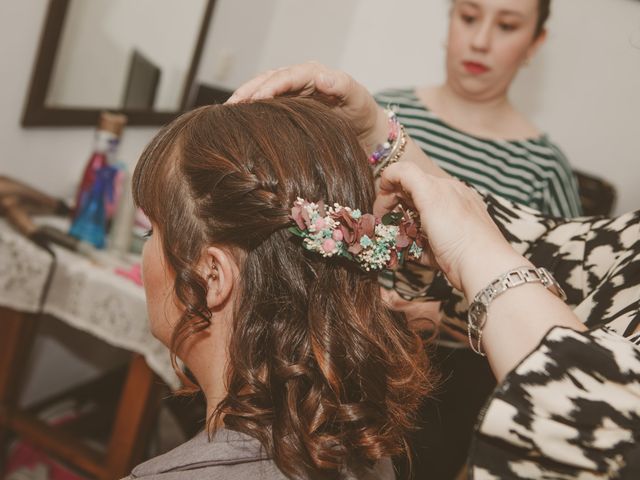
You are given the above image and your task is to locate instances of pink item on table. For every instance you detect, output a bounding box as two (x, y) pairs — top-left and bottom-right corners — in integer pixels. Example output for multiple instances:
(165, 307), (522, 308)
(115, 262), (143, 286)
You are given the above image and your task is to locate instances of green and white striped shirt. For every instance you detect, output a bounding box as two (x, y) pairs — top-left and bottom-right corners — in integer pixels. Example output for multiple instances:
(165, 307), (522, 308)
(375, 88), (582, 217)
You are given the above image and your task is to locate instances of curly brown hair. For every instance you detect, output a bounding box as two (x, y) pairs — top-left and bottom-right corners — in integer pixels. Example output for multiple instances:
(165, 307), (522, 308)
(132, 98), (434, 479)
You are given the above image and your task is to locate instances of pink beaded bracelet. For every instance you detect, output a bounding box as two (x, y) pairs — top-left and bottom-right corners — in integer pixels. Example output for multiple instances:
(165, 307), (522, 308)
(368, 109), (400, 167)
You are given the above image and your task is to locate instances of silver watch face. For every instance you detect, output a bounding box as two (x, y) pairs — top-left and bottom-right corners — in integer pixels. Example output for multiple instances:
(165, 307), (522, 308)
(468, 301), (487, 332)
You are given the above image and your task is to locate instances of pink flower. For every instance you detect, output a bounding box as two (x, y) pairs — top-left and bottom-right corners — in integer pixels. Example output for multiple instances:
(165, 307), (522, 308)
(334, 210), (358, 245)
(314, 217), (327, 230)
(396, 229), (410, 249)
(332, 229), (343, 241)
(322, 238), (336, 253)
(291, 200), (326, 231)
(333, 210), (379, 255)
(359, 214), (376, 238)
(291, 205), (309, 230)
(396, 208), (421, 248)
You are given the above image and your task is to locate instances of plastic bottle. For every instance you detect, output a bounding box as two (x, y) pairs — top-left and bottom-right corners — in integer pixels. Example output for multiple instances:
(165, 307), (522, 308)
(69, 112), (127, 248)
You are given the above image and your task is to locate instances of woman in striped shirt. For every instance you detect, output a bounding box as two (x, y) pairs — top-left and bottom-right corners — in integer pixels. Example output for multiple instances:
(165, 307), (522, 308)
(375, 0), (582, 218)
(374, 0), (582, 477)
(375, 88), (581, 217)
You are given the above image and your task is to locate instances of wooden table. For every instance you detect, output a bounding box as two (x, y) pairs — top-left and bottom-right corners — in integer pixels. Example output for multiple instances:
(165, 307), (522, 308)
(0, 307), (162, 478)
(0, 220), (177, 478)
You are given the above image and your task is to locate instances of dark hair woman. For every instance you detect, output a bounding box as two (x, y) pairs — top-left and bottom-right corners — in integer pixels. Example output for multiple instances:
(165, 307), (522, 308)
(127, 98), (434, 479)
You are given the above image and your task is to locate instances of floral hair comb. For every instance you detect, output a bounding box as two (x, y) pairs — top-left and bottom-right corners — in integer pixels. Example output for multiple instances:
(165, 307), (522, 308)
(289, 198), (424, 272)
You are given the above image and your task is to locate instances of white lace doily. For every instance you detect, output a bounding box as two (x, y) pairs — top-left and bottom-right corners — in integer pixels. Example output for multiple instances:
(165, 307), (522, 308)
(0, 219), (179, 388)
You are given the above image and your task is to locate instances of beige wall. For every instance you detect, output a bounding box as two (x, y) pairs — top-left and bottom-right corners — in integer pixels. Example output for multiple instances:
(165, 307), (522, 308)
(3, 0), (639, 213)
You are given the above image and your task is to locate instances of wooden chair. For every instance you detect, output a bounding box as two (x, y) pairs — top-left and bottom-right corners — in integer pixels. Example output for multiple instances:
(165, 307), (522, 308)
(574, 169), (617, 216)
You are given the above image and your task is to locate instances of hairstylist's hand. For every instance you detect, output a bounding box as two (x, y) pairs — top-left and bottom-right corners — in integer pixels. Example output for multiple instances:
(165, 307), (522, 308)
(227, 62), (389, 154)
(374, 163), (527, 299)
(377, 164), (586, 381)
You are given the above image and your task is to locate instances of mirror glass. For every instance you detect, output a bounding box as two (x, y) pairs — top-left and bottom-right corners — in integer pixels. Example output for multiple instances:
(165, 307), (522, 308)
(44, 0), (207, 113)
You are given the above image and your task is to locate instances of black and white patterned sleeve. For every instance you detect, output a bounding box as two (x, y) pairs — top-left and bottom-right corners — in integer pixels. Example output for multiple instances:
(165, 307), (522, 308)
(469, 326), (640, 479)
(441, 192), (640, 337)
(439, 193), (564, 327)
(463, 195), (640, 477)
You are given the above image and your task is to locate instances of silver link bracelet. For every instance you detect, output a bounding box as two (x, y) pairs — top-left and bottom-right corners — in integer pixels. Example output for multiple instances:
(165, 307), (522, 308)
(467, 266), (567, 356)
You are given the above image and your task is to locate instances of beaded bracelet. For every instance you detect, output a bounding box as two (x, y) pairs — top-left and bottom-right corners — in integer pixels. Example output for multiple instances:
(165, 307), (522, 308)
(368, 109), (400, 165)
(373, 125), (407, 178)
(368, 109), (408, 178)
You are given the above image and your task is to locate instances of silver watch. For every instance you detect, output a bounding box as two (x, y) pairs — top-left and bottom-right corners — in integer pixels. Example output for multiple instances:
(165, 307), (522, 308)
(467, 266), (567, 356)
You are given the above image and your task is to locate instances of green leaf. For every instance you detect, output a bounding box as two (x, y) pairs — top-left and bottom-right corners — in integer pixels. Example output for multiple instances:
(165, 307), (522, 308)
(288, 226), (305, 238)
(381, 212), (403, 225)
(339, 251), (355, 261)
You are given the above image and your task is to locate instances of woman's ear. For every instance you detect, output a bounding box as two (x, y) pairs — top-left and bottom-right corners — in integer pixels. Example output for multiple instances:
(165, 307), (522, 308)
(199, 246), (237, 311)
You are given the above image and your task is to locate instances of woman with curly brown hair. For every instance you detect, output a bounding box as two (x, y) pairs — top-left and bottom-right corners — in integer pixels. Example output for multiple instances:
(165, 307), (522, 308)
(126, 98), (434, 479)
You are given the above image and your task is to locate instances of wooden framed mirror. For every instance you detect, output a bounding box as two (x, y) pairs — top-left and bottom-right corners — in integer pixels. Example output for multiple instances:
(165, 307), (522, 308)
(22, 0), (223, 127)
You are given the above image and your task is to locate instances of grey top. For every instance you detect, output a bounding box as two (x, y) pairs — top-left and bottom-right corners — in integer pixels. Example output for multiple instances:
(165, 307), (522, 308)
(127, 428), (395, 480)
